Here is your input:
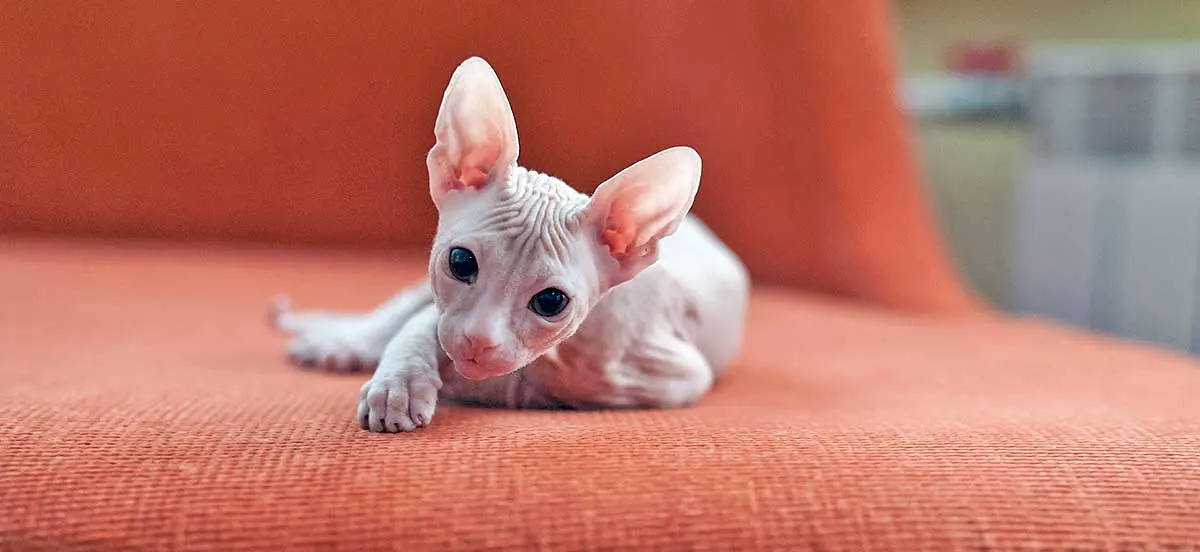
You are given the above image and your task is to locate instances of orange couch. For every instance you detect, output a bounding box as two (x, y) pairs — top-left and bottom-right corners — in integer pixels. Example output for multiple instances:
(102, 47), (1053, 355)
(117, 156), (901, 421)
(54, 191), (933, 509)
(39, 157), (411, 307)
(2, 1), (1198, 550)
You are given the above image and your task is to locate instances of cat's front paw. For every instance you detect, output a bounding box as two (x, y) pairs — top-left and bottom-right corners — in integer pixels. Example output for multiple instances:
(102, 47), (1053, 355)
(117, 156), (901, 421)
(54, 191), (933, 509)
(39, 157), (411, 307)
(357, 366), (441, 433)
(271, 296), (384, 373)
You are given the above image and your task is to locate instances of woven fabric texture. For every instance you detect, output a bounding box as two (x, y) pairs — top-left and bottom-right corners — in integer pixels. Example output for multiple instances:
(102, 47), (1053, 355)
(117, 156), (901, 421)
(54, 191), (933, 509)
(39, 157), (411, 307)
(2, 240), (1199, 551)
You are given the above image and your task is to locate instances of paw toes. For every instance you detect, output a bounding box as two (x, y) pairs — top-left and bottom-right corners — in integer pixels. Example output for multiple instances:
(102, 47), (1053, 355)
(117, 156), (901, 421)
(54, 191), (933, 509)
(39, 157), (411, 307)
(408, 397), (436, 428)
(326, 354), (368, 374)
(366, 387), (388, 411)
(394, 414), (417, 432)
(411, 409), (431, 427)
(287, 338), (319, 364)
(358, 372), (437, 432)
(365, 387), (389, 432)
(291, 356), (318, 369)
(407, 378), (439, 427)
(385, 389), (416, 431)
(285, 334), (375, 373)
(357, 400), (370, 430)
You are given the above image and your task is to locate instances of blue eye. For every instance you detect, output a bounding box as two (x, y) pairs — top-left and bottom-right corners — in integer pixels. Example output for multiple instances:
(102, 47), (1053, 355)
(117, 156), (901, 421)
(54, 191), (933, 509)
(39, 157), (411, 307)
(448, 247), (478, 283)
(529, 288), (569, 318)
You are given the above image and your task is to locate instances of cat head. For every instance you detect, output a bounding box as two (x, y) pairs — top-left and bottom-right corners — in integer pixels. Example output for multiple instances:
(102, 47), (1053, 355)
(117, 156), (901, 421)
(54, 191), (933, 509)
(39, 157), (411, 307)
(425, 57), (701, 381)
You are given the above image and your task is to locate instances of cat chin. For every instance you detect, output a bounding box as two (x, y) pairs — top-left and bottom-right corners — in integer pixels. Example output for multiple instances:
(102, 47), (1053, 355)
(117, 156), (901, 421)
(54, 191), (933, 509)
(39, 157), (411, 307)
(453, 359), (517, 381)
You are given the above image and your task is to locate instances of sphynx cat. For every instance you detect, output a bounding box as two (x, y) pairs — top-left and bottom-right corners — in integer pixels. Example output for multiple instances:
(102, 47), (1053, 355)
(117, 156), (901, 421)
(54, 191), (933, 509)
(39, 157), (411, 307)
(272, 57), (749, 433)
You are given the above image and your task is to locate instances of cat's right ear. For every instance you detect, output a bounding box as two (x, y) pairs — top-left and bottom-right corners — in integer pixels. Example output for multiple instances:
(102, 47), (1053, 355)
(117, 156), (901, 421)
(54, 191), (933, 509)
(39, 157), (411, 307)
(426, 57), (520, 209)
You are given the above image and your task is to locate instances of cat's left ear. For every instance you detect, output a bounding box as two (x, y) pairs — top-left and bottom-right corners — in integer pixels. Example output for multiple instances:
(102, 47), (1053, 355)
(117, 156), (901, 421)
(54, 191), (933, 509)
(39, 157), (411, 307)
(426, 57), (519, 209)
(583, 146), (701, 285)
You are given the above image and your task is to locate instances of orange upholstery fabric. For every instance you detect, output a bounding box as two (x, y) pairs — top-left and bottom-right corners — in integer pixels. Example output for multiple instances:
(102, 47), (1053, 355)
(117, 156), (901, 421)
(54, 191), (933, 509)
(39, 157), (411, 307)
(2, 241), (1199, 550)
(0, 0), (978, 312)
(8, 1), (1192, 549)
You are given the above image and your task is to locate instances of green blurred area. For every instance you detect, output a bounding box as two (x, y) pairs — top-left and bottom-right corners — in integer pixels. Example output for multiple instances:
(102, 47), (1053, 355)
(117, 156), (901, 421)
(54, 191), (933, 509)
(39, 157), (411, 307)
(895, 0), (1200, 308)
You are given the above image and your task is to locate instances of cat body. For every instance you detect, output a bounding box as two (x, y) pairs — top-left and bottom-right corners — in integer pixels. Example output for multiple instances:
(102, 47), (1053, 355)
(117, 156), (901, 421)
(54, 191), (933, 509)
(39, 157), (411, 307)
(274, 58), (748, 432)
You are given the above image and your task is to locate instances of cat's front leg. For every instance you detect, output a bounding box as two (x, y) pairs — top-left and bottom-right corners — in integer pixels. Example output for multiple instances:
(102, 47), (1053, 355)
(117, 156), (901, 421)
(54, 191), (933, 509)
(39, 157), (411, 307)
(272, 281), (433, 373)
(358, 303), (444, 432)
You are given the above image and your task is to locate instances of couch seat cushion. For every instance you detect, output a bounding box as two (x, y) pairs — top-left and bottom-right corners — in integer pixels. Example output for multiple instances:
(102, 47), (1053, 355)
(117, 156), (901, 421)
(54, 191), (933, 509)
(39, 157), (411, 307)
(2, 239), (1198, 550)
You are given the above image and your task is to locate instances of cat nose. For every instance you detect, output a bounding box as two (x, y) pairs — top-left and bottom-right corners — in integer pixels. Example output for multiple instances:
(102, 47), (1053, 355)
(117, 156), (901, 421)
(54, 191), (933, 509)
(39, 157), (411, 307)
(463, 334), (498, 357)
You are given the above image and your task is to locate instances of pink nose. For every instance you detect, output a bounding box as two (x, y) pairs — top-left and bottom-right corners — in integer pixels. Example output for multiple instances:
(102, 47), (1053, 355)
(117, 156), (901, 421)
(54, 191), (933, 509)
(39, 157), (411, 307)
(462, 334), (498, 359)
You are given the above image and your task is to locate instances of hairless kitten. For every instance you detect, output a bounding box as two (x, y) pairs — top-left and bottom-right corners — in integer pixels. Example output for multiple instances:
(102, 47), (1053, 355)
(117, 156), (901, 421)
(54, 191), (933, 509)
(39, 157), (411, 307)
(272, 57), (749, 433)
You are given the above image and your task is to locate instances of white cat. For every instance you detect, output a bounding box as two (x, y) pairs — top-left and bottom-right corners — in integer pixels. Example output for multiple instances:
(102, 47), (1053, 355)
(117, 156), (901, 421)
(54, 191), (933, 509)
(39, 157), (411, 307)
(273, 57), (749, 432)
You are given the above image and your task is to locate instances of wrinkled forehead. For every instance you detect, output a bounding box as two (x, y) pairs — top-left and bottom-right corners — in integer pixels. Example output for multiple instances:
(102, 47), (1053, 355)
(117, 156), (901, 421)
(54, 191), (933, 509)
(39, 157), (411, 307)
(435, 168), (589, 265)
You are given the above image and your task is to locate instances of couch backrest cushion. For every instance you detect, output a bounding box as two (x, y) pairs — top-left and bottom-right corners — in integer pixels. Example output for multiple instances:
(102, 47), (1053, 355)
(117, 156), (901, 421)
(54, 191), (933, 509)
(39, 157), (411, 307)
(0, 1), (980, 313)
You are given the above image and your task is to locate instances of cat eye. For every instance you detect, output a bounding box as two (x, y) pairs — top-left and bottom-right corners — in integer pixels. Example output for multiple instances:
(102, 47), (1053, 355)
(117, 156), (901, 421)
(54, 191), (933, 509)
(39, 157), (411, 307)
(529, 288), (569, 318)
(447, 247), (478, 283)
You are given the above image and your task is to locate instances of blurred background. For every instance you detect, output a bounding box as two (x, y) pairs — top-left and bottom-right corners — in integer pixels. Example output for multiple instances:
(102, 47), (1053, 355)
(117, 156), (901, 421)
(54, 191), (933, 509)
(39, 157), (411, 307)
(895, 0), (1200, 352)
(5, 1), (1200, 354)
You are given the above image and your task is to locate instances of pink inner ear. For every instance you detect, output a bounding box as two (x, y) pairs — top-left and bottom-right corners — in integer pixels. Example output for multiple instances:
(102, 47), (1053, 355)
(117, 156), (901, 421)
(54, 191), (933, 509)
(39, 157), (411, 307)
(454, 142), (502, 190)
(455, 166), (490, 190)
(601, 203), (637, 257)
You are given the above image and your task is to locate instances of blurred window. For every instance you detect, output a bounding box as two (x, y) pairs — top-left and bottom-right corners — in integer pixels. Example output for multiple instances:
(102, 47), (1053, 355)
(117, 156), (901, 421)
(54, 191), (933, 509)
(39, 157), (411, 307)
(1084, 72), (1156, 157)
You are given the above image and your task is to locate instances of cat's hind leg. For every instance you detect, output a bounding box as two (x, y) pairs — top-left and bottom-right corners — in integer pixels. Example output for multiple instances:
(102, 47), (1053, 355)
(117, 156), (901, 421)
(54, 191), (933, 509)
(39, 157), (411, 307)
(528, 335), (715, 410)
(617, 336), (715, 409)
(271, 280), (434, 373)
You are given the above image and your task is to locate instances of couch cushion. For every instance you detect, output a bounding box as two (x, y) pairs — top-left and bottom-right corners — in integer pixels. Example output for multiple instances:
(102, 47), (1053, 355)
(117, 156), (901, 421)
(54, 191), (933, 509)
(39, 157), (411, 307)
(0, 2), (979, 313)
(2, 239), (1198, 550)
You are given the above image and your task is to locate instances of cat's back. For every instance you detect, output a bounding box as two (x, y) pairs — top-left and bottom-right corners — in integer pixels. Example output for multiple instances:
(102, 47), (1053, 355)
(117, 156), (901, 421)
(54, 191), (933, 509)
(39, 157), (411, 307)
(662, 216), (744, 291)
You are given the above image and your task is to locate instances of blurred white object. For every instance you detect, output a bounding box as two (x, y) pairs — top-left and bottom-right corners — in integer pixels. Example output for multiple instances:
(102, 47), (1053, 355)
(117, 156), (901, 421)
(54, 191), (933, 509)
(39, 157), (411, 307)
(1014, 42), (1200, 352)
(903, 75), (1028, 120)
